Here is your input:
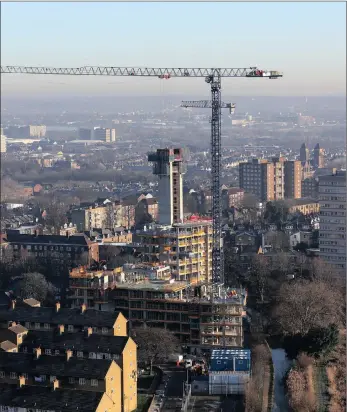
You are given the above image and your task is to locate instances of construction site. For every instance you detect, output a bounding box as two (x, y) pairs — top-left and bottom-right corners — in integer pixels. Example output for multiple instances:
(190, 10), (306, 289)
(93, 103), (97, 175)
(1, 65), (282, 354)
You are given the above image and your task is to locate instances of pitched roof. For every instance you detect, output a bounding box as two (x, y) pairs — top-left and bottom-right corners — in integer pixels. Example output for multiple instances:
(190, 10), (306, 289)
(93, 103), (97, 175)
(8, 324), (28, 335)
(22, 330), (130, 355)
(0, 384), (111, 411)
(5, 233), (91, 246)
(0, 340), (17, 351)
(0, 352), (114, 379)
(0, 306), (122, 328)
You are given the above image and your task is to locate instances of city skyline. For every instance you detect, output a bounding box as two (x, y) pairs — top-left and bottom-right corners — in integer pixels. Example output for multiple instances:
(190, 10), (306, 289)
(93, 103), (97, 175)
(1, 2), (346, 97)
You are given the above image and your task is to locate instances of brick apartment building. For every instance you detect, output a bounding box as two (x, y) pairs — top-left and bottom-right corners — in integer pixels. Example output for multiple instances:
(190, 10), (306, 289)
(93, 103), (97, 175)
(0, 304), (136, 411)
(4, 232), (99, 268)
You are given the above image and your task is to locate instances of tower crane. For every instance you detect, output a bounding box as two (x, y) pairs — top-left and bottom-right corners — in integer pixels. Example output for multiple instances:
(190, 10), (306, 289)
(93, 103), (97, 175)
(1, 65), (283, 286)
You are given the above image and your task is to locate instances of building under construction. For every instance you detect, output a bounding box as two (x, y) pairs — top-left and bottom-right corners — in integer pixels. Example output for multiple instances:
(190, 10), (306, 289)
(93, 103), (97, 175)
(111, 275), (246, 351)
(137, 218), (212, 283)
(148, 148), (188, 225)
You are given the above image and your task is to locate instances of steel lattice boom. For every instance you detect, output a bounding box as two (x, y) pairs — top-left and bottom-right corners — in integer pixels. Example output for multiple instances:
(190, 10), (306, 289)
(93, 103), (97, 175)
(1, 64), (282, 286)
(0, 66), (282, 79)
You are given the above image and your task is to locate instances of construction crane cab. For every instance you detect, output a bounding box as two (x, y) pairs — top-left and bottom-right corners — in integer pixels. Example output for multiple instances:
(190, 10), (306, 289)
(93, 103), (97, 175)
(158, 74), (171, 79)
(246, 69), (264, 77)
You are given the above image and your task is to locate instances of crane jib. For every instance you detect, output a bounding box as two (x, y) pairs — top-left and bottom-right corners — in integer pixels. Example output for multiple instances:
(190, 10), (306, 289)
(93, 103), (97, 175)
(0, 66), (283, 78)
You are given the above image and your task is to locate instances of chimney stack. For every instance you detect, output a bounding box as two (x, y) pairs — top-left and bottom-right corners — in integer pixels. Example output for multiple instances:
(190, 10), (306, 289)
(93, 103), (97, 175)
(58, 324), (64, 335)
(10, 321), (17, 328)
(87, 327), (93, 337)
(66, 349), (73, 361)
(53, 379), (60, 390)
(55, 302), (61, 313)
(10, 300), (16, 310)
(35, 347), (42, 359)
(19, 375), (26, 388)
(81, 303), (87, 314)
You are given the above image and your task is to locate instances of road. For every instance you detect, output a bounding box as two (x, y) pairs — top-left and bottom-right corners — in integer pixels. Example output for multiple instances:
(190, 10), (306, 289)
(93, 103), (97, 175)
(159, 363), (186, 411)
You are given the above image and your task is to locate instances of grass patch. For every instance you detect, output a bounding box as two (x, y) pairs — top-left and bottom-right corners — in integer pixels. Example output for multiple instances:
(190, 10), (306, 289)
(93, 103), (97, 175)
(135, 394), (153, 412)
(137, 375), (155, 390)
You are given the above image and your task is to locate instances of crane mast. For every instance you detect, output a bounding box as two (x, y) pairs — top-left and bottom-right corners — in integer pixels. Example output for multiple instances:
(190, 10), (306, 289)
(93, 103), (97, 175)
(1, 65), (282, 288)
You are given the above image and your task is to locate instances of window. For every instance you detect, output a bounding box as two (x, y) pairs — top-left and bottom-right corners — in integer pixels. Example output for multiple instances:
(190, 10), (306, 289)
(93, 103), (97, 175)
(79, 378), (86, 386)
(91, 379), (98, 387)
(25, 322), (30, 329)
(68, 325), (74, 332)
(102, 327), (108, 334)
(10, 372), (17, 379)
(44, 323), (50, 330)
(22, 346), (27, 353)
(55, 350), (60, 355)
(50, 375), (56, 382)
(35, 323), (40, 329)
(45, 349), (52, 355)
(77, 351), (83, 358)
(216, 360), (221, 365)
(0, 371), (4, 378)
(23, 373), (28, 379)
(69, 377), (75, 384)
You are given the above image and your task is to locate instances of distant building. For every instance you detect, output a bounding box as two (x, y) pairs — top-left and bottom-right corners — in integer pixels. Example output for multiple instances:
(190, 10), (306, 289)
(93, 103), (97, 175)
(0, 134), (7, 153)
(271, 157), (285, 200)
(288, 198), (319, 215)
(319, 170), (346, 273)
(222, 188), (245, 209)
(301, 177), (319, 199)
(299, 143), (309, 165)
(313, 143), (325, 169)
(78, 128), (92, 140)
(239, 159), (274, 201)
(29, 125), (46, 138)
(93, 128), (116, 143)
(290, 231), (313, 249)
(284, 160), (302, 199)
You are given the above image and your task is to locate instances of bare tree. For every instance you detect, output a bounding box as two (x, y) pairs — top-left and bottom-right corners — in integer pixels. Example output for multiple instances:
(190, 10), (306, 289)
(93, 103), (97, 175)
(265, 231), (290, 252)
(36, 194), (68, 234)
(272, 279), (344, 336)
(250, 255), (272, 304)
(15, 272), (57, 304)
(132, 327), (180, 374)
(272, 252), (291, 276)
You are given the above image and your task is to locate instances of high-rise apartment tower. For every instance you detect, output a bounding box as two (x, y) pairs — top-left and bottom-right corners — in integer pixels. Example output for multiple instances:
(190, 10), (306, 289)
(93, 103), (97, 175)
(313, 143), (325, 169)
(284, 160), (302, 199)
(300, 143), (309, 165)
(319, 170), (346, 274)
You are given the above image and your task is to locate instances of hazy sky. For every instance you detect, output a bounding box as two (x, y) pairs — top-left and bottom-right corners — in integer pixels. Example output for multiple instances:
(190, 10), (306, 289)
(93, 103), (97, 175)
(1, 2), (346, 97)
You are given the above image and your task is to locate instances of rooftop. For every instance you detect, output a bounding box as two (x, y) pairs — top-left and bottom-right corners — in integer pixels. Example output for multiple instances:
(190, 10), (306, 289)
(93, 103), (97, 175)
(0, 352), (115, 379)
(21, 330), (130, 355)
(0, 384), (110, 411)
(211, 349), (251, 360)
(5, 232), (92, 245)
(0, 306), (123, 328)
(0, 340), (17, 351)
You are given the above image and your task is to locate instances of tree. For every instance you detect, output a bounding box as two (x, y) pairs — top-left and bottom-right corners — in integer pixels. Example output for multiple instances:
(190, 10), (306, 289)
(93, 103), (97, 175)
(307, 324), (339, 357)
(272, 279), (343, 336)
(131, 327), (180, 374)
(249, 255), (272, 304)
(35, 194), (69, 234)
(15, 272), (57, 304)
